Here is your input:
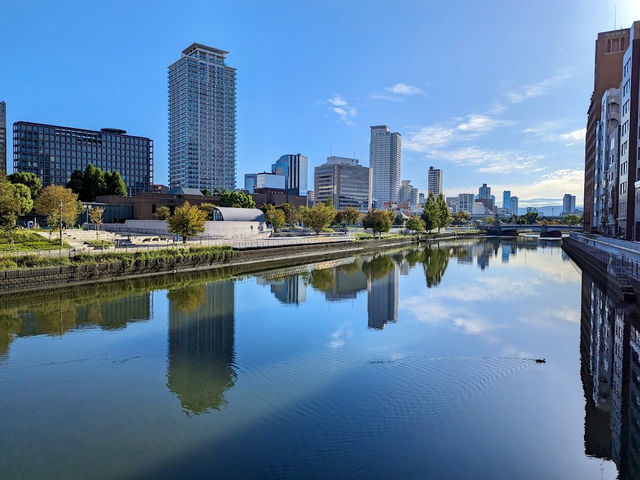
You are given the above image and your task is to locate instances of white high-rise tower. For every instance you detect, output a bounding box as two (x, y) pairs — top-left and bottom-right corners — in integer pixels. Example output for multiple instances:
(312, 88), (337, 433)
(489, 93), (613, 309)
(369, 125), (401, 207)
(168, 43), (237, 191)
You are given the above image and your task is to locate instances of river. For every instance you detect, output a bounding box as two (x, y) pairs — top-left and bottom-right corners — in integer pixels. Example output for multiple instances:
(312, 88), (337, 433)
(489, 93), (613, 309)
(0, 238), (634, 479)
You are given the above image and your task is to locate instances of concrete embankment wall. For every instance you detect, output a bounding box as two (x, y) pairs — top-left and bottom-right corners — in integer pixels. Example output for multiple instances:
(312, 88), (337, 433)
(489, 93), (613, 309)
(0, 237), (419, 295)
(562, 234), (636, 301)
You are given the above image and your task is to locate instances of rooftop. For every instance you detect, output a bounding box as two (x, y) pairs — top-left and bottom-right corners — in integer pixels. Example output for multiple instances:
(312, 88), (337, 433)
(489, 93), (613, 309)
(182, 43), (228, 56)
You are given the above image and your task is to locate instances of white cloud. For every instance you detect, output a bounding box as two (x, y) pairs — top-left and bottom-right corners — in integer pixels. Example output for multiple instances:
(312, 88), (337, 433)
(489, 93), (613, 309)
(327, 94), (356, 125)
(523, 122), (585, 147)
(385, 83), (423, 96)
(427, 146), (542, 174)
(506, 71), (572, 104)
(327, 94), (347, 107)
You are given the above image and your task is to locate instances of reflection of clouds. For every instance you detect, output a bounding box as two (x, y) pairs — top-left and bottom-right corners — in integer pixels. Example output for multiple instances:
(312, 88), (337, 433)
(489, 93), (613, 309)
(328, 321), (353, 348)
(501, 345), (537, 359)
(401, 296), (496, 336)
(518, 305), (579, 329)
(507, 248), (581, 284)
(426, 276), (538, 303)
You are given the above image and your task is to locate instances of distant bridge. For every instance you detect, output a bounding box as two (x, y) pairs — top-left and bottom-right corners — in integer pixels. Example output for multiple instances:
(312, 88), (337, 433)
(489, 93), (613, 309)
(480, 224), (582, 234)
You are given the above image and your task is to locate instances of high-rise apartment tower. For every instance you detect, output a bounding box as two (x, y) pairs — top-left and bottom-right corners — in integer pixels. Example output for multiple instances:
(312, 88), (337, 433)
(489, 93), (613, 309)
(427, 166), (442, 196)
(169, 43), (237, 191)
(369, 125), (401, 207)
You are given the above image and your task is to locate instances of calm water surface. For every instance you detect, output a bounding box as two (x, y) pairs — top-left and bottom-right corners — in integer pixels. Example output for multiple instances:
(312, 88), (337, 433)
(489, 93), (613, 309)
(0, 238), (635, 479)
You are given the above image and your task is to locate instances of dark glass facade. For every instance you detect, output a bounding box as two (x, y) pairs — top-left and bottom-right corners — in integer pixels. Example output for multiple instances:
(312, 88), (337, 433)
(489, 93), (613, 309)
(13, 122), (153, 196)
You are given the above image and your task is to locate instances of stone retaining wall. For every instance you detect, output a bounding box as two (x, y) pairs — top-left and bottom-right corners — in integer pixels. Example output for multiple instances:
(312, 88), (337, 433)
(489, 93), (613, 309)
(0, 237), (416, 295)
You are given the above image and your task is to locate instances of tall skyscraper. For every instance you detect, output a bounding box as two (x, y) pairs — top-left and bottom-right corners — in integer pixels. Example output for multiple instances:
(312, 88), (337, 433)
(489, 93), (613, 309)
(272, 154), (308, 195)
(458, 193), (475, 213)
(369, 125), (401, 207)
(427, 166), (442, 196)
(478, 183), (491, 199)
(563, 194), (576, 215)
(314, 156), (371, 211)
(168, 43), (237, 191)
(584, 27), (630, 232)
(0, 101), (6, 174)
(502, 190), (511, 211)
(510, 196), (519, 216)
(13, 122), (153, 195)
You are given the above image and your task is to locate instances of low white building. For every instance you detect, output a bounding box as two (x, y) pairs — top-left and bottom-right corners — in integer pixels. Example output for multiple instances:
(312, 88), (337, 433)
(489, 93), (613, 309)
(101, 207), (270, 239)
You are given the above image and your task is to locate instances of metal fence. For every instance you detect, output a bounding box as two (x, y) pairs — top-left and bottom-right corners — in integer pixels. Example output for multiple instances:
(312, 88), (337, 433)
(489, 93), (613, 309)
(568, 233), (640, 283)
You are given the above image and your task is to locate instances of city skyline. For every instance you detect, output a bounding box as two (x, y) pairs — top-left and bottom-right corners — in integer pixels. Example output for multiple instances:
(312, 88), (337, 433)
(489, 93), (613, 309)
(1, 1), (639, 207)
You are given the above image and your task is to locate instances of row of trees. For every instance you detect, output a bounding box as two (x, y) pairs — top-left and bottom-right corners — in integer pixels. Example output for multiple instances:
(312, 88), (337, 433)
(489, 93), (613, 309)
(67, 164), (127, 201)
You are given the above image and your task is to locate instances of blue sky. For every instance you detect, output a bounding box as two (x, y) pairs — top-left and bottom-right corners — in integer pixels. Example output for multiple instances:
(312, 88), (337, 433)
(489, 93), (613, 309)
(1, 0), (639, 207)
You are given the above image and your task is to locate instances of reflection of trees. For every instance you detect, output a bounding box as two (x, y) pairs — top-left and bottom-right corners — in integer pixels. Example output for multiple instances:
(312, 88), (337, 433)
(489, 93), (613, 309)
(362, 255), (395, 280)
(33, 302), (78, 336)
(404, 249), (424, 267)
(167, 286), (207, 314)
(167, 281), (236, 415)
(338, 260), (361, 274)
(0, 313), (21, 356)
(309, 269), (335, 291)
(423, 247), (450, 288)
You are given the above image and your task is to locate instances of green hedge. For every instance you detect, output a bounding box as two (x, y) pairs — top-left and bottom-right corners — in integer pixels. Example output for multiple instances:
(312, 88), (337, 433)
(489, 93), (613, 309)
(0, 245), (235, 270)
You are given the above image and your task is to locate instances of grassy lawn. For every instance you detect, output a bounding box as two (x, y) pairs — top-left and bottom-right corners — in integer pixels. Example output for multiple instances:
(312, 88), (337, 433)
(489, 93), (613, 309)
(0, 230), (70, 252)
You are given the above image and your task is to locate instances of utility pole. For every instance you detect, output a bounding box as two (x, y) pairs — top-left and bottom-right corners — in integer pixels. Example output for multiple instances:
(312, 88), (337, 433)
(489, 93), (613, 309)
(59, 201), (63, 246)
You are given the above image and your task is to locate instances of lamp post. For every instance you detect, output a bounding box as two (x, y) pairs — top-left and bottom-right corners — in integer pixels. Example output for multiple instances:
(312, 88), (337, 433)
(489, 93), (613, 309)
(59, 201), (63, 246)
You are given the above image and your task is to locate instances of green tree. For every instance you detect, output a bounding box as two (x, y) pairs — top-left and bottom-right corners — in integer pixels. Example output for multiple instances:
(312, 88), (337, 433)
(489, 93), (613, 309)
(298, 204), (336, 234)
(393, 213), (405, 226)
(34, 185), (82, 233)
(88, 206), (105, 241)
(8, 172), (42, 200)
(452, 211), (470, 224)
(265, 205), (286, 232)
(563, 214), (582, 225)
(483, 216), (496, 225)
(0, 175), (20, 229)
(67, 169), (85, 197)
(167, 201), (207, 243)
(406, 215), (426, 234)
(362, 210), (392, 237)
(421, 193), (439, 233)
(523, 211), (539, 224)
(343, 206), (362, 225)
(436, 194), (451, 232)
(201, 188), (211, 196)
(155, 206), (171, 220)
(104, 170), (128, 196)
(217, 189), (256, 209)
(12, 183), (33, 215)
(198, 203), (216, 220)
(276, 203), (297, 224)
(324, 196), (334, 208)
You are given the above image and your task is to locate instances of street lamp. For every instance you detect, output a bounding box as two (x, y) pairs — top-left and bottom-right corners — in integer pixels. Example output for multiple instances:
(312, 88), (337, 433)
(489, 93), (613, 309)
(59, 200), (63, 246)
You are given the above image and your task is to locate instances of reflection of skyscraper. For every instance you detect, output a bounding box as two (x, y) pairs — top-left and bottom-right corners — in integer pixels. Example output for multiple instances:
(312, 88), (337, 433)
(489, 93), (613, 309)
(580, 273), (640, 477)
(367, 260), (399, 329)
(269, 275), (307, 305)
(324, 267), (368, 302)
(167, 280), (235, 415)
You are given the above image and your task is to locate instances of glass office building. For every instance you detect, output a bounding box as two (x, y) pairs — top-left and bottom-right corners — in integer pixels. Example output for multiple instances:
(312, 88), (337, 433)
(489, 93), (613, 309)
(272, 154), (308, 195)
(168, 43), (237, 191)
(13, 122), (153, 196)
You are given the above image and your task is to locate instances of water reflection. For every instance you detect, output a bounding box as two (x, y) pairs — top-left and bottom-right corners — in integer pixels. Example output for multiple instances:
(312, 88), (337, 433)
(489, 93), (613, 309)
(580, 273), (640, 478)
(167, 280), (236, 415)
(0, 288), (151, 358)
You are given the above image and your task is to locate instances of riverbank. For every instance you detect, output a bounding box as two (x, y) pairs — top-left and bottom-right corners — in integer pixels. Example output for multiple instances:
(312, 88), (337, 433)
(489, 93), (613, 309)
(0, 236), (423, 295)
(562, 233), (638, 301)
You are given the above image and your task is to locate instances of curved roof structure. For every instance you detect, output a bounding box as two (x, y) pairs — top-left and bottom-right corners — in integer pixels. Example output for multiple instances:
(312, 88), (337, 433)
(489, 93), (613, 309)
(214, 207), (265, 222)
